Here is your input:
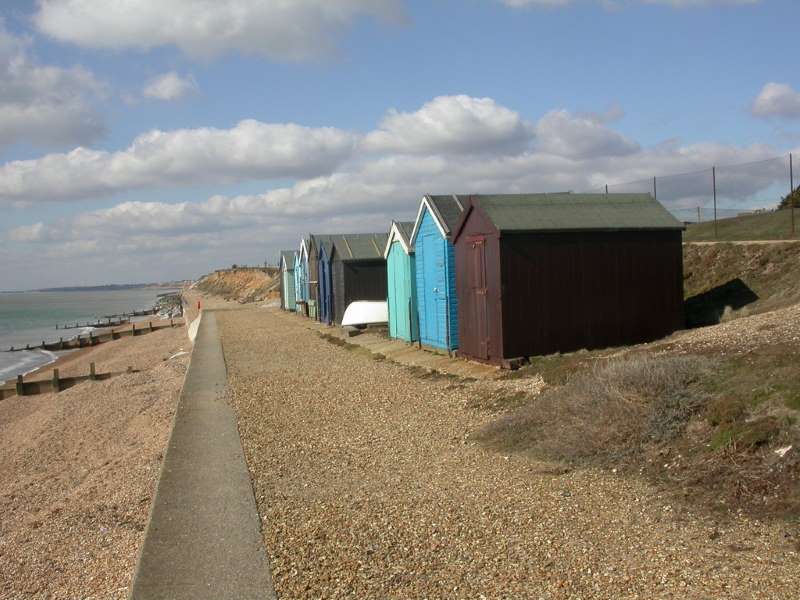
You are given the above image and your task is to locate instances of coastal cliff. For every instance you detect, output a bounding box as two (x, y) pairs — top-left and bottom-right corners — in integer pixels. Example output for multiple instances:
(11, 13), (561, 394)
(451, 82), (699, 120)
(193, 267), (279, 304)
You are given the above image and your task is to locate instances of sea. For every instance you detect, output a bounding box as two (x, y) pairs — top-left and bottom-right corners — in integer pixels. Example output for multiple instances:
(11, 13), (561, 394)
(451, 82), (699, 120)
(0, 289), (174, 384)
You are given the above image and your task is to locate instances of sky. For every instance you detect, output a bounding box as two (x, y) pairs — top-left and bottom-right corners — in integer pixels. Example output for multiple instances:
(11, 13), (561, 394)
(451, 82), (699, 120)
(1, 0), (799, 290)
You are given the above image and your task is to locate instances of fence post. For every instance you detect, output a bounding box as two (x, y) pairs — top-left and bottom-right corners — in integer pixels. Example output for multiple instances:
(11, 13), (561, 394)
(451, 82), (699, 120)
(605, 184), (608, 196)
(89, 362), (96, 381)
(16, 375), (24, 397)
(653, 176), (657, 202)
(791, 153), (795, 237)
(132, 323), (136, 336)
(52, 369), (60, 393)
(712, 166), (718, 239)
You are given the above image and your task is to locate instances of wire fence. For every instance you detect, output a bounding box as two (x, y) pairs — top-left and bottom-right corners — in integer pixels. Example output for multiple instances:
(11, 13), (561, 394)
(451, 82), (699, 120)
(583, 153), (798, 240)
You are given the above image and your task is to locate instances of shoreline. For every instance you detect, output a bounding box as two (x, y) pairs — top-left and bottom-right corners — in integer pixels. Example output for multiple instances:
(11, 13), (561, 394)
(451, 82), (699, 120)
(0, 319), (179, 387)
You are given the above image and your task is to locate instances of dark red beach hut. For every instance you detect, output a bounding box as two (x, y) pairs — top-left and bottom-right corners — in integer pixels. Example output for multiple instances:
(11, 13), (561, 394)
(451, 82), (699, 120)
(451, 193), (685, 367)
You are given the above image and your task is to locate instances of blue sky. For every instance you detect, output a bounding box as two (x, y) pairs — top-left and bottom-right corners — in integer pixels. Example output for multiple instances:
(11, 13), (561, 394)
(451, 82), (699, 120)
(1, 0), (798, 289)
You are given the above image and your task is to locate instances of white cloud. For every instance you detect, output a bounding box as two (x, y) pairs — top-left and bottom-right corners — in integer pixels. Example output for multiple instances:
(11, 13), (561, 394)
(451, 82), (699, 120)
(8, 130), (783, 264)
(535, 109), (639, 158)
(0, 21), (105, 149)
(0, 120), (359, 202)
(34, 0), (404, 61)
(363, 95), (534, 155)
(752, 82), (800, 119)
(143, 71), (197, 101)
(3, 94), (790, 288)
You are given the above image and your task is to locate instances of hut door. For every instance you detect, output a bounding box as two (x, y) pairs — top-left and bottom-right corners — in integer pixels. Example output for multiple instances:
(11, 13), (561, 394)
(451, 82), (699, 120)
(470, 238), (489, 359)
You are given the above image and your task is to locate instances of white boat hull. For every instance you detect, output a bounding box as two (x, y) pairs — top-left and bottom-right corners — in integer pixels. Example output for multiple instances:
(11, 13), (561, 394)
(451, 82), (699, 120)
(341, 301), (388, 327)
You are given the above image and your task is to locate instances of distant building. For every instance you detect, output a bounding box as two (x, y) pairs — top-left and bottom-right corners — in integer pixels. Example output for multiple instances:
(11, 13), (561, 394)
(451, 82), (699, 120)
(451, 193), (685, 367)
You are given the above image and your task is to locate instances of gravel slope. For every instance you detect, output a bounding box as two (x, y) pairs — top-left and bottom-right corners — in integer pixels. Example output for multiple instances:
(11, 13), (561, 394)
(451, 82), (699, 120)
(220, 308), (799, 599)
(0, 326), (189, 599)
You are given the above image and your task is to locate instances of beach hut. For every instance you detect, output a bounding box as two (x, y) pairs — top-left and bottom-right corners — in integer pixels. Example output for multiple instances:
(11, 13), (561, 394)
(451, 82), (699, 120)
(328, 233), (389, 325)
(451, 193), (685, 367)
(410, 195), (466, 351)
(317, 238), (335, 325)
(294, 242), (308, 316)
(279, 250), (296, 311)
(384, 221), (418, 342)
(308, 234), (340, 321)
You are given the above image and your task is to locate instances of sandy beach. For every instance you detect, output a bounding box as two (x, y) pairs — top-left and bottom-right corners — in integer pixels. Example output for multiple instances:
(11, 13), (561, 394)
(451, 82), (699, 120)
(0, 320), (191, 598)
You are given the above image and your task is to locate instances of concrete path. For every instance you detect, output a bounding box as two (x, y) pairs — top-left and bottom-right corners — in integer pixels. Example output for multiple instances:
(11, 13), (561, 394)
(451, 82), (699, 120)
(285, 311), (499, 380)
(130, 311), (275, 600)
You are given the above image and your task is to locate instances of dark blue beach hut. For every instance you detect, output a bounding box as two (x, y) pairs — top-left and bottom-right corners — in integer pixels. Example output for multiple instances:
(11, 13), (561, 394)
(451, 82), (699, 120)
(410, 195), (466, 351)
(318, 238), (335, 325)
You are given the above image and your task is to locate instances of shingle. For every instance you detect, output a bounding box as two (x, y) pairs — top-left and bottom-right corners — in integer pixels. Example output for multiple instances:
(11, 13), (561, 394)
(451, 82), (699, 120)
(471, 193), (683, 232)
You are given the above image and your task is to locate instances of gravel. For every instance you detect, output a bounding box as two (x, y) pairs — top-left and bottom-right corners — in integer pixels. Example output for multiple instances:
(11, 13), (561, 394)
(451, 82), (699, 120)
(0, 326), (190, 599)
(220, 308), (800, 599)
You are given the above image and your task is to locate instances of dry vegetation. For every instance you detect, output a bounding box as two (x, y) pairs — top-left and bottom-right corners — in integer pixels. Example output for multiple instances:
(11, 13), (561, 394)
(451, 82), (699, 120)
(475, 355), (710, 461)
(475, 305), (800, 520)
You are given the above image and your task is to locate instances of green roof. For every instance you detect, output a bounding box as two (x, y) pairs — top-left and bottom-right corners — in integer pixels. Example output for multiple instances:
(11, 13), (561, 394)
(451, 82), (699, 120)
(427, 194), (468, 232)
(310, 234), (336, 258)
(468, 193), (683, 232)
(394, 221), (415, 246)
(330, 233), (388, 261)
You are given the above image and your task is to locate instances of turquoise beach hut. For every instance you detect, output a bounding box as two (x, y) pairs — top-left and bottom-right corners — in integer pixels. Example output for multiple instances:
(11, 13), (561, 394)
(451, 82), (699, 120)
(384, 221), (418, 342)
(410, 195), (466, 351)
(280, 250), (296, 311)
(294, 240), (309, 315)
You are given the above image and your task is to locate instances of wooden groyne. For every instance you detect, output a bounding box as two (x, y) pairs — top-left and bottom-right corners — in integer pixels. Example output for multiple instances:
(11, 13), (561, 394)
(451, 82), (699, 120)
(0, 363), (140, 401)
(102, 308), (158, 319)
(57, 317), (130, 330)
(5, 318), (184, 353)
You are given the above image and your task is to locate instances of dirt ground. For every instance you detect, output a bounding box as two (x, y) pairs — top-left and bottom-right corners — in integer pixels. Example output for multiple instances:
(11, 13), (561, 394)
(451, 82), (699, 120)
(0, 325), (190, 599)
(220, 307), (800, 600)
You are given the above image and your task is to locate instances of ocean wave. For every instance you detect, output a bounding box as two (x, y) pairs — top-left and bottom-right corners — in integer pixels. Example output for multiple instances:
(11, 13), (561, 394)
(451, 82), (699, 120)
(0, 348), (60, 385)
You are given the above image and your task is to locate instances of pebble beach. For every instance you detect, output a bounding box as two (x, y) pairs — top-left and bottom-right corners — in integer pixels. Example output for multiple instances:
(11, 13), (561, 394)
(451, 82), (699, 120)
(0, 322), (191, 598)
(219, 306), (800, 600)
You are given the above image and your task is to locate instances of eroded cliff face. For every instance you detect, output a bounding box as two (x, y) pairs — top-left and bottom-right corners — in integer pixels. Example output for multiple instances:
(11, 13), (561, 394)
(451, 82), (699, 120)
(194, 268), (279, 304)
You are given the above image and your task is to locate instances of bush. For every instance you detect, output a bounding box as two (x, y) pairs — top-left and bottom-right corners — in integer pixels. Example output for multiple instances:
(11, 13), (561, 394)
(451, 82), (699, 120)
(473, 354), (710, 463)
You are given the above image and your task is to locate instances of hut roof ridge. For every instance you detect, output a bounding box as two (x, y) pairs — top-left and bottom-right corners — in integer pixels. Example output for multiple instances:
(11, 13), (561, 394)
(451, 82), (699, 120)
(459, 192), (683, 234)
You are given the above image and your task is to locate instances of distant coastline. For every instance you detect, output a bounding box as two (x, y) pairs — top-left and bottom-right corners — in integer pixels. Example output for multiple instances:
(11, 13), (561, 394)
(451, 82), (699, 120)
(1, 281), (189, 294)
